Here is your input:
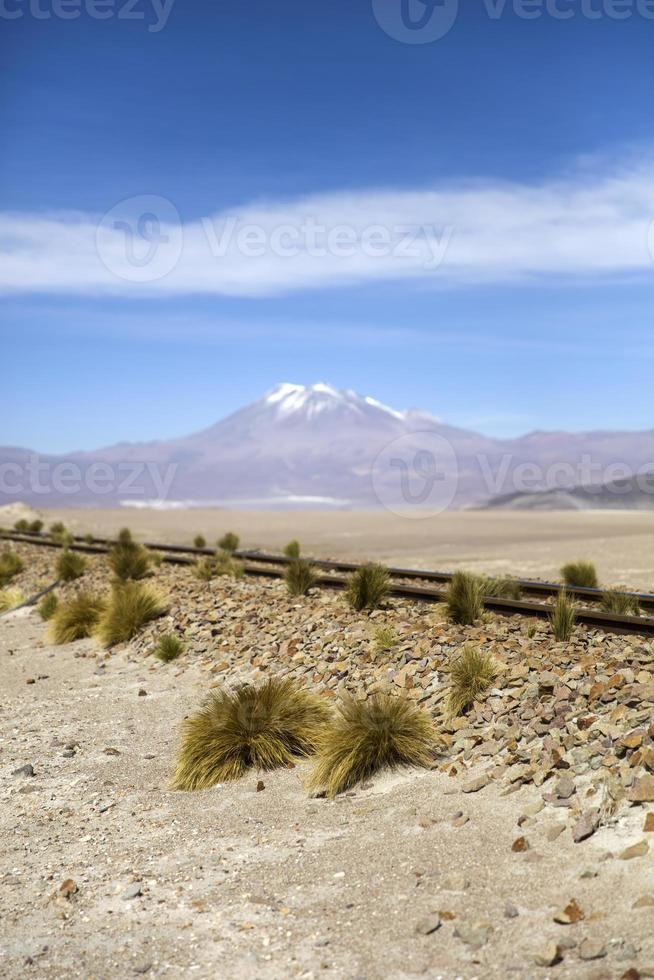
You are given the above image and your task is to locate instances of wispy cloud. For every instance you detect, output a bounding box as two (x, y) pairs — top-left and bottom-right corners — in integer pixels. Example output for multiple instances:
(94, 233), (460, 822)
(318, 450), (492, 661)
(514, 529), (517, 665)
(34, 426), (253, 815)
(2, 154), (654, 297)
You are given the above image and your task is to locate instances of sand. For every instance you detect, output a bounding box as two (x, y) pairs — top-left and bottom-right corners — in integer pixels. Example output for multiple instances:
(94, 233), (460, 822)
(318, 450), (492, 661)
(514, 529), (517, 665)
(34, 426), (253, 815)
(35, 507), (654, 591)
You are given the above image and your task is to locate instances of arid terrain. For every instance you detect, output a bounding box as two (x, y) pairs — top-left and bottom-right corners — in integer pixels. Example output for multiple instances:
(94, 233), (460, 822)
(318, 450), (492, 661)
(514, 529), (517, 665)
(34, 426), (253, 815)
(36, 507), (654, 591)
(2, 539), (654, 978)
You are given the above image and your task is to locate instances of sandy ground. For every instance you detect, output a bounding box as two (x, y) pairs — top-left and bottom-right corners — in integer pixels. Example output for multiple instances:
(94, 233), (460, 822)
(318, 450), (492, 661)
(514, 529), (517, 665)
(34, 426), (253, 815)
(3, 597), (654, 979)
(36, 507), (654, 591)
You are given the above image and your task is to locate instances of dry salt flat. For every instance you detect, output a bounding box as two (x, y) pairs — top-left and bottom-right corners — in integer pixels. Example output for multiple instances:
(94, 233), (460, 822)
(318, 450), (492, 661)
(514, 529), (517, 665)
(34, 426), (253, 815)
(2, 542), (654, 978)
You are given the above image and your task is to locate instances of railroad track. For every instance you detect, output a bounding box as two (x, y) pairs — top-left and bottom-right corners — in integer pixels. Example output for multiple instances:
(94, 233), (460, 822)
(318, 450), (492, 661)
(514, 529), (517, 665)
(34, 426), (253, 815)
(3, 530), (654, 637)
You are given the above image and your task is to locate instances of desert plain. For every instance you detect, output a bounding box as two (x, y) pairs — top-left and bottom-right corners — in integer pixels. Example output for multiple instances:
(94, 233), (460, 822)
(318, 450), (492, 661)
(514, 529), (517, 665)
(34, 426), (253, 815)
(2, 511), (654, 979)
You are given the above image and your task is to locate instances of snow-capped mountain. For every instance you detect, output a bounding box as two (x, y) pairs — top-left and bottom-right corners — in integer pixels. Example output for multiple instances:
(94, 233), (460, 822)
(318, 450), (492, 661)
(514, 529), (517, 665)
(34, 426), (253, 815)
(2, 382), (654, 509)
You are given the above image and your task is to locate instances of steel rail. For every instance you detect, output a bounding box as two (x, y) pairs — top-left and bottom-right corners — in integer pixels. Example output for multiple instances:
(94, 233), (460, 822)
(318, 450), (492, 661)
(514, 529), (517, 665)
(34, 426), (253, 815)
(3, 530), (654, 637)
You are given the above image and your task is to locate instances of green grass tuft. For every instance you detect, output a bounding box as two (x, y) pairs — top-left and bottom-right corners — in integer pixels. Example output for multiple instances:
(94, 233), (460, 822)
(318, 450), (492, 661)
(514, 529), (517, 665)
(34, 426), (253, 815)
(371, 623), (397, 654)
(561, 560), (599, 589)
(172, 678), (331, 790)
(29, 520), (44, 534)
(96, 582), (167, 647)
(344, 563), (390, 612)
(217, 531), (240, 553)
(447, 645), (498, 717)
(49, 521), (66, 536)
(155, 633), (184, 662)
(194, 552), (244, 581)
(284, 559), (318, 596)
(38, 591), (59, 621)
(56, 549), (87, 583)
(481, 576), (521, 600)
(446, 571), (484, 625)
(600, 589), (641, 616)
(283, 539), (301, 559)
(14, 519), (30, 533)
(550, 589), (576, 642)
(308, 693), (436, 797)
(117, 527), (134, 546)
(193, 535), (207, 549)
(0, 550), (24, 587)
(50, 591), (106, 645)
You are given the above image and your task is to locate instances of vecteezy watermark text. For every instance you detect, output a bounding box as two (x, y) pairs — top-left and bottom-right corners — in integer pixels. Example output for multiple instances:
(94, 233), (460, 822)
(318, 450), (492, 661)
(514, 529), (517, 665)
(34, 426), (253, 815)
(0, 456), (178, 500)
(0, 0), (176, 31)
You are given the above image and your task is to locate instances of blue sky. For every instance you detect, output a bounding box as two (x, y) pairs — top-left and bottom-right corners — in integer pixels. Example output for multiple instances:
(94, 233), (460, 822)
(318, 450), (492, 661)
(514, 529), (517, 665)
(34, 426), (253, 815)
(2, 0), (654, 452)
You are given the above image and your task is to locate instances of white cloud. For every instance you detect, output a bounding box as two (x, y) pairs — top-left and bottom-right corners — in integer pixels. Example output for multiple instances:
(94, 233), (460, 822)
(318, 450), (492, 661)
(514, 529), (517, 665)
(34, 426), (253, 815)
(2, 155), (654, 297)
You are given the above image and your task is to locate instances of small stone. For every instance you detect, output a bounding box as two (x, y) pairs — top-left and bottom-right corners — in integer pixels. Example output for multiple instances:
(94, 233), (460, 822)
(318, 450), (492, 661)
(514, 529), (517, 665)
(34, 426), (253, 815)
(619, 840), (649, 860)
(504, 902), (519, 918)
(62, 749), (75, 758)
(627, 776), (654, 803)
(122, 883), (142, 900)
(256, 780), (265, 792)
(58, 879), (77, 899)
(555, 775), (576, 800)
(579, 939), (607, 961)
(12, 764), (35, 777)
(553, 899), (585, 924)
(512, 836), (529, 852)
(454, 922), (489, 948)
(572, 809), (599, 843)
(26, 678), (35, 685)
(138, 689), (147, 697)
(103, 747), (121, 756)
(462, 774), (489, 793)
(644, 813), (654, 832)
(633, 895), (654, 909)
(546, 823), (566, 842)
(414, 914), (441, 935)
(534, 942), (562, 967)
(452, 813), (469, 828)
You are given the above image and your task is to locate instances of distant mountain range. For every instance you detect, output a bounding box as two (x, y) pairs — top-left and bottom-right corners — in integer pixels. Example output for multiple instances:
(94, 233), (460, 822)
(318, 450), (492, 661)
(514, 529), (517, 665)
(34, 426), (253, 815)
(3, 382), (654, 510)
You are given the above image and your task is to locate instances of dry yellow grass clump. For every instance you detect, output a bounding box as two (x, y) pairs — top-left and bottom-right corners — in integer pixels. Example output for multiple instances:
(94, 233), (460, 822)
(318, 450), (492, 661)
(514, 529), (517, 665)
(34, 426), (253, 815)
(50, 591), (106, 645)
(284, 558), (318, 596)
(446, 571), (483, 625)
(56, 549), (87, 582)
(172, 678), (331, 790)
(344, 563), (390, 612)
(0, 587), (25, 613)
(97, 582), (167, 647)
(447, 645), (498, 717)
(308, 693), (436, 797)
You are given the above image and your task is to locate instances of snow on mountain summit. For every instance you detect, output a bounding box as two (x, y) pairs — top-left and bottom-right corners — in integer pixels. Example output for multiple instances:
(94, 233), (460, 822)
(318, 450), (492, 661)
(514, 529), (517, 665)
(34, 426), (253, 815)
(262, 382), (406, 422)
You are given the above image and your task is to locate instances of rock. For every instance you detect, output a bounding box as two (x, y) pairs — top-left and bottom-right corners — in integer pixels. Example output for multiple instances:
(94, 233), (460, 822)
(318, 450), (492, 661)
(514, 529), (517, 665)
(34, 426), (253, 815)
(511, 836), (529, 852)
(555, 775), (576, 799)
(644, 813), (654, 832)
(504, 902), (519, 918)
(546, 822), (566, 842)
(256, 780), (265, 792)
(138, 689), (147, 697)
(62, 749), (75, 758)
(462, 774), (489, 793)
(454, 921), (490, 948)
(619, 840), (649, 860)
(103, 747), (121, 756)
(628, 776), (654, 803)
(12, 764), (34, 777)
(414, 914), (441, 935)
(579, 939), (607, 961)
(534, 942), (562, 967)
(58, 879), (77, 899)
(553, 899), (585, 925)
(572, 809), (599, 843)
(122, 883), (142, 900)
(633, 895), (654, 909)
(452, 812), (469, 828)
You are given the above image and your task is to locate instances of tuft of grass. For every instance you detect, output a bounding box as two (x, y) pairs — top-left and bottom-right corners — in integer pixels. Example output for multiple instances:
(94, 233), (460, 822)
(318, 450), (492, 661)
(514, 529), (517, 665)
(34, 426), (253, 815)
(561, 560), (599, 590)
(108, 541), (151, 582)
(447, 645), (498, 717)
(29, 519), (44, 534)
(217, 531), (240, 553)
(0, 550), (24, 587)
(526, 622), (538, 639)
(193, 535), (207, 549)
(550, 589), (576, 642)
(446, 571), (484, 625)
(83, 533), (95, 545)
(283, 539), (301, 559)
(56, 549), (87, 583)
(308, 693), (435, 797)
(0, 587), (26, 612)
(194, 557), (216, 581)
(14, 519), (30, 533)
(50, 591), (106, 645)
(49, 521), (66, 537)
(96, 582), (167, 647)
(481, 576), (521, 600)
(284, 559), (318, 596)
(172, 678), (331, 790)
(344, 563), (390, 612)
(371, 623), (397, 654)
(155, 633), (184, 662)
(601, 589), (641, 616)
(194, 552), (244, 581)
(117, 527), (134, 546)
(38, 591), (59, 621)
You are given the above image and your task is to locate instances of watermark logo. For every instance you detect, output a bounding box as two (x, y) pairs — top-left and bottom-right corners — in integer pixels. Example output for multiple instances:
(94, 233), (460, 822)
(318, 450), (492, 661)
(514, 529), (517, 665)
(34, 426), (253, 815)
(371, 432), (459, 517)
(372, 0), (459, 43)
(0, 0), (176, 32)
(96, 194), (183, 283)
